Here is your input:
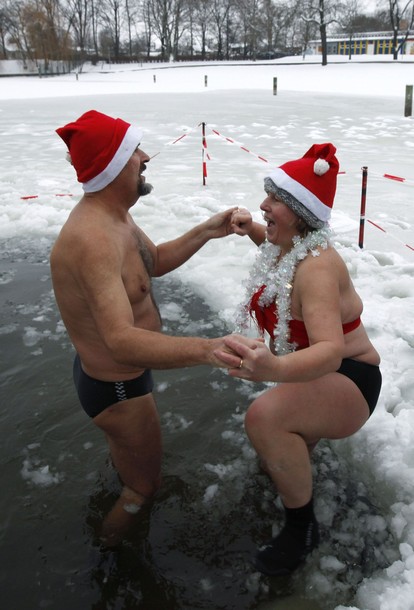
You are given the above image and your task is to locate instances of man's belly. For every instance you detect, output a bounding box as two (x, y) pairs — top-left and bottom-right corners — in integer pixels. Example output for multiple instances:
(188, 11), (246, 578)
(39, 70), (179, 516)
(70, 312), (163, 381)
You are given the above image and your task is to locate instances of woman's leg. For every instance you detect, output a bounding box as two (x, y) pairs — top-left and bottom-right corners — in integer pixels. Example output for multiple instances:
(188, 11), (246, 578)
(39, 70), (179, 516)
(245, 371), (370, 575)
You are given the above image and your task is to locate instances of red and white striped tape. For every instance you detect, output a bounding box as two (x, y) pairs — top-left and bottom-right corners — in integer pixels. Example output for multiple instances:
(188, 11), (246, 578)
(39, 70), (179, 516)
(209, 127), (348, 176)
(371, 171), (414, 186)
(367, 219), (414, 251)
(210, 128), (270, 164)
(166, 125), (200, 146)
(20, 193), (74, 200)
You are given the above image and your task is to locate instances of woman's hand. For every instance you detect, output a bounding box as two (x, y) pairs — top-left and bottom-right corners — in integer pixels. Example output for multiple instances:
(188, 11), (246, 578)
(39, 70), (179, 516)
(230, 208), (253, 237)
(213, 334), (280, 382)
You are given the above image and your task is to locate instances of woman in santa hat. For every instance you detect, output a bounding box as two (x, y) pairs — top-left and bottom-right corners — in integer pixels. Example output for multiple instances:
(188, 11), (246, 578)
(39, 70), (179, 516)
(214, 143), (382, 577)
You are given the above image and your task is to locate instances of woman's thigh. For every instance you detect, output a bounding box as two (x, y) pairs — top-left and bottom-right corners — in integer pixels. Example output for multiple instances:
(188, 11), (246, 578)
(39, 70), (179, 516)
(246, 372), (370, 446)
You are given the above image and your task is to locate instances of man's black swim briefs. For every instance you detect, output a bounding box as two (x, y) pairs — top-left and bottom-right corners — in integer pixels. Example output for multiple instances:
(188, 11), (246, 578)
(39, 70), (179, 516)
(336, 358), (382, 416)
(73, 354), (154, 418)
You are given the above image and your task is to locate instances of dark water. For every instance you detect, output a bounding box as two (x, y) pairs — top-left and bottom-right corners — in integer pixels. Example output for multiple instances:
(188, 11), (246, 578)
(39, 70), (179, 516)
(1, 239), (389, 610)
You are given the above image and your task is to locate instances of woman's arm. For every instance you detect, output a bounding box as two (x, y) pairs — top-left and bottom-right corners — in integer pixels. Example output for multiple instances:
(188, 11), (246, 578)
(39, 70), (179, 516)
(214, 251), (346, 382)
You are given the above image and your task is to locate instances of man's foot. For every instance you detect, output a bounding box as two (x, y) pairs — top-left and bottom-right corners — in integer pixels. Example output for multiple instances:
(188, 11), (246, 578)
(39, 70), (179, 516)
(254, 518), (319, 576)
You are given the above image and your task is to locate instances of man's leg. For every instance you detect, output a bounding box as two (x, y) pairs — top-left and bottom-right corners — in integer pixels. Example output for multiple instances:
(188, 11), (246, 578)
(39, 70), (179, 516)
(92, 393), (162, 546)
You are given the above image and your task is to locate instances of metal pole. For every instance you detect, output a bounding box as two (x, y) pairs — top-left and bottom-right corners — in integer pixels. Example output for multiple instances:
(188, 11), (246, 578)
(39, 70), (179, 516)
(202, 122), (207, 186)
(358, 166), (368, 248)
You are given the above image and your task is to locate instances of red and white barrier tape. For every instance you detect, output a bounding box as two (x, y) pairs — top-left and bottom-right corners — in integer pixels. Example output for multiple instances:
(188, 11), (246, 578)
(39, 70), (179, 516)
(371, 171), (414, 186)
(166, 125), (200, 146)
(367, 219), (414, 251)
(21, 193), (74, 200)
(209, 127), (348, 176)
(210, 128), (270, 164)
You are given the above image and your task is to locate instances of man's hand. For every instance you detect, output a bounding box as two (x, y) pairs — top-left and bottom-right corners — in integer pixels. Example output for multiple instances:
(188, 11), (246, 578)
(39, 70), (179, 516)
(213, 334), (279, 383)
(205, 207), (239, 238)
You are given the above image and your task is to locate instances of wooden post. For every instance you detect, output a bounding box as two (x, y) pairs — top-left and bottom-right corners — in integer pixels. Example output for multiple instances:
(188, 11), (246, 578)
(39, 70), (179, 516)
(273, 77), (277, 95)
(404, 85), (413, 117)
(358, 166), (368, 249)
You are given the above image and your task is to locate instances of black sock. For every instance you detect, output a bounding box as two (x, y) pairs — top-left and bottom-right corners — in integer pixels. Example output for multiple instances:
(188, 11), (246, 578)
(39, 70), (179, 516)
(254, 497), (319, 576)
(284, 497), (316, 531)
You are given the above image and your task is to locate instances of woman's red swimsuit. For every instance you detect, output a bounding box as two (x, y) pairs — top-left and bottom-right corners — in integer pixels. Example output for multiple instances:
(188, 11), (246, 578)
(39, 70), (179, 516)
(248, 285), (381, 417)
(249, 285), (361, 348)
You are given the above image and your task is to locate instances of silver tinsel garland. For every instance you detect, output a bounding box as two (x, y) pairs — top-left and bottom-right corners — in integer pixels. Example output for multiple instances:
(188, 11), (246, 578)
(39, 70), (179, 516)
(235, 227), (332, 355)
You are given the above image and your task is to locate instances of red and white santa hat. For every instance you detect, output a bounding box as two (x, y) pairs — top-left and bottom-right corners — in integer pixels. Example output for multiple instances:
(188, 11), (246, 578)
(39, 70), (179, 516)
(264, 143), (339, 229)
(56, 110), (144, 193)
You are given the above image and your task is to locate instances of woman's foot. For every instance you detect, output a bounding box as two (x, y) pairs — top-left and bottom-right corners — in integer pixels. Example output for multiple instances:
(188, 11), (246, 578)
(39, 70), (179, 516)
(255, 499), (320, 576)
(255, 518), (319, 576)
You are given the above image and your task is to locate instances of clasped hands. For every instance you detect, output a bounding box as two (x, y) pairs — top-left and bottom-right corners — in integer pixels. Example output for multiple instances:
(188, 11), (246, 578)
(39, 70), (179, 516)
(230, 207), (252, 237)
(214, 334), (276, 383)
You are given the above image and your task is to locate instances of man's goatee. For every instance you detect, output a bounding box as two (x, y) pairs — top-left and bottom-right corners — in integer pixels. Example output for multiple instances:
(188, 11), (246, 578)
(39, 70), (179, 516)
(139, 182), (154, 196)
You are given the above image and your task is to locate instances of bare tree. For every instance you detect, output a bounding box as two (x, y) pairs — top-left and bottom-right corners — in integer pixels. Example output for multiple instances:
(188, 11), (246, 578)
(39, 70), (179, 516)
(260, 0), (283, 55)
(6, 0), (71, 68)
(6, 1), (32, 64)
(183, 0), (199, 58)
(152, 0), (172, 59)
(171, 0), (187, 58)
(3, 0), (405, 66)
(191, 0), (213, 59)
(140, 0), (153, 58)
(63, 0), (91, 59)
(337, 0), (363, 59)
(210, 0), (232, 59)
(233, 0), (261, 59)
(0, 4), (14, 59)
(271, 0), (304, 55)
(146, 0), (188, 60)
(124, 0), (140, 58)
(387, 0), (414, 59)
(290, 0), (319, 56)
(89, 0), (100, 56)
(302, 0), (345, 65)
(99, 0), (124, 61)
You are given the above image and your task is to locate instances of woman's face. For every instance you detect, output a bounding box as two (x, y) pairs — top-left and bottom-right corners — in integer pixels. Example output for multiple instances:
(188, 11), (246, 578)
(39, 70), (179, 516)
(260, 192), (301, 249)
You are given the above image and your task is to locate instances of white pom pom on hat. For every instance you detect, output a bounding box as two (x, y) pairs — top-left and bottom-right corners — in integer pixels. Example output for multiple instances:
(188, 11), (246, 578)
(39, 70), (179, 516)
(313, 158), (330, 176)
(56, 110), (144, 193)
(264, 143), (339, 228)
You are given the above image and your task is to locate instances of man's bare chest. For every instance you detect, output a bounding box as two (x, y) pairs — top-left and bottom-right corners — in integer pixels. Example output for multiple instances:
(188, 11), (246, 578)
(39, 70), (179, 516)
(121, 231), (154, 306)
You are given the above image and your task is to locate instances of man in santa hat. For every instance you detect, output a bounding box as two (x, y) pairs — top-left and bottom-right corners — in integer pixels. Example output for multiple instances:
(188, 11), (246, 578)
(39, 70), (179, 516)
(51, 110), (238, 546)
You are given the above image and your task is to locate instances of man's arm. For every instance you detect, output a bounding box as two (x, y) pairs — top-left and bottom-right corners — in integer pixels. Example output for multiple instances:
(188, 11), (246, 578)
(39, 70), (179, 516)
(76, 241), (229, 370)
(149, 208), (238, 276)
